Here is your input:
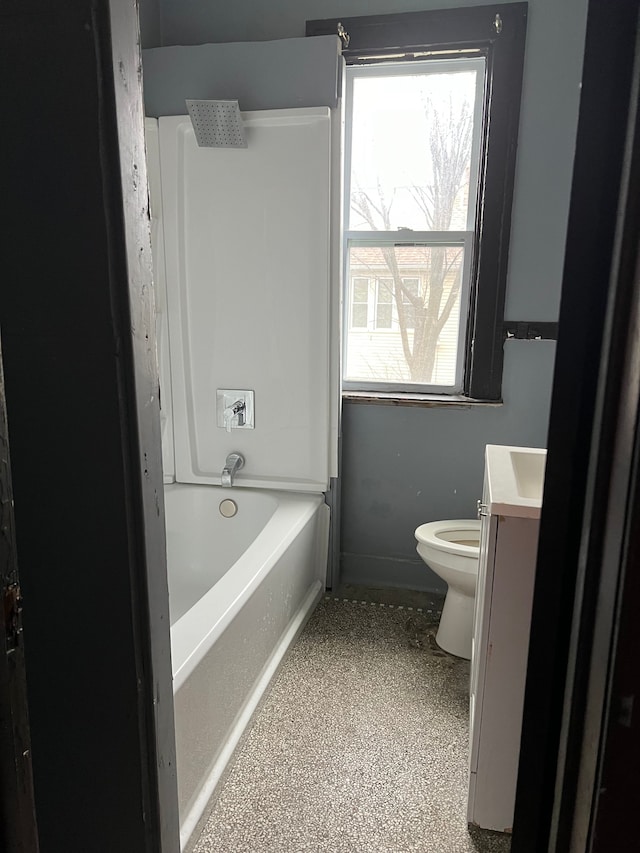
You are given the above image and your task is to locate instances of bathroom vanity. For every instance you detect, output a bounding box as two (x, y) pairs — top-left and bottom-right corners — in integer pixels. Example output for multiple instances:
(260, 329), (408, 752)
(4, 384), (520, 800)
(468, 444), (546, 833)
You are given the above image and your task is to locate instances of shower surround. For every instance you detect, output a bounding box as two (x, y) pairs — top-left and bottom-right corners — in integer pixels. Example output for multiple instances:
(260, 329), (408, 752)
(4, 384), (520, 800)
(146, 106), (339, 849)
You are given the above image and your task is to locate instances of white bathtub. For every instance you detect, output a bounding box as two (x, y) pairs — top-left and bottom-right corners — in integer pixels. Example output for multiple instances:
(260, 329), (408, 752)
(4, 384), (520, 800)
(164, 483), (329, 850)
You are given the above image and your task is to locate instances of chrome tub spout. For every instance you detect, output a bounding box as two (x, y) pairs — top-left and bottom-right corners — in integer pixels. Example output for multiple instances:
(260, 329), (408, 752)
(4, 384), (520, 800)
(221, 452), (244, 487)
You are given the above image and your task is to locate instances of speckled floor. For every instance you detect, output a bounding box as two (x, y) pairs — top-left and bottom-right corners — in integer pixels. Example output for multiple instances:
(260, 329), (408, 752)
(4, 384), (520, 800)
(193, 593), (511, 853)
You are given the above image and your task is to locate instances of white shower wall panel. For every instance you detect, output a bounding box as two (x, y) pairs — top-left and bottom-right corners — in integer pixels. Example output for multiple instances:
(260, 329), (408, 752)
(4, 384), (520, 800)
(160, 109), (333, 492)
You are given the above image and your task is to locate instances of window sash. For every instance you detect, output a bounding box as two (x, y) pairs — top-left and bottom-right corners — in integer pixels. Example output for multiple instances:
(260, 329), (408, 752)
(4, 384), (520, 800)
(344, 59), (486, 236)
(342, 55), (484, 395)
(343, 233), (474, 393)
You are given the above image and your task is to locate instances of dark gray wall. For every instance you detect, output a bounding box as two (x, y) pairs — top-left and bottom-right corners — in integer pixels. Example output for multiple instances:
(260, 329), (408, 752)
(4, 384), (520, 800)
(342, 341), (555, 591)
(148, 0), (588, 591)
(139, 0), (162, 48)
(142, 36), (341, 116)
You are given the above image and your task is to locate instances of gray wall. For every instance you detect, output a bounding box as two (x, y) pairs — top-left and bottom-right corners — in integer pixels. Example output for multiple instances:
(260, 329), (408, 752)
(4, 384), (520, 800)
(142, 36), (341, 116)
(145, 0), (589, 591)
(342, 341), (555, 591)
(139, 0), (162, 48)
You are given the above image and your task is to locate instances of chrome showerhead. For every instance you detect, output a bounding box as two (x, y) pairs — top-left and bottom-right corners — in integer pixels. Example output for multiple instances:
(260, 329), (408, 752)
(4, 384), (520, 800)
(185, 99), (247, 149)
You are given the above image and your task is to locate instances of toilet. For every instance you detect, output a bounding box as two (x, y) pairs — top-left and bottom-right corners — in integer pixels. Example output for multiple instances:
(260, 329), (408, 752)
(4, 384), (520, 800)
(414, 520), (481, 660)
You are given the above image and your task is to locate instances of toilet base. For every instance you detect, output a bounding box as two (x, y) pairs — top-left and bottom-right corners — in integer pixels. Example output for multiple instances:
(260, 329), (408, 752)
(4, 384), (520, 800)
(435, 587), (474, 660)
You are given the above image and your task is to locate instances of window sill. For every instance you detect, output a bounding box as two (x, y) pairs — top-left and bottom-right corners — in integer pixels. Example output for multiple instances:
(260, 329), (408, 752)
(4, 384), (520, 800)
(342, 391), (503, 408)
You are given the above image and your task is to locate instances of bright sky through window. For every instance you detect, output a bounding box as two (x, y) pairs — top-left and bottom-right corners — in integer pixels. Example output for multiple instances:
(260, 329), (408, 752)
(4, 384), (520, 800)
(349, 69), (480, 233)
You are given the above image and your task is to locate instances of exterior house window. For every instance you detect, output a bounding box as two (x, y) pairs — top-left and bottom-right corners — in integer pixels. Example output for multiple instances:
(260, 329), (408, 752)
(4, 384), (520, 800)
(402, 278), (420, 330)
(351, 277), (369, 328)
(307, 5), (528, 399)
(375, 279), (393, 329)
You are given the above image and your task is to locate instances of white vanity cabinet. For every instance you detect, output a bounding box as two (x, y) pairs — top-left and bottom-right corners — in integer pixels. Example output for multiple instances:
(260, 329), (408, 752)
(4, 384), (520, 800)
(468, 445), (546, 833)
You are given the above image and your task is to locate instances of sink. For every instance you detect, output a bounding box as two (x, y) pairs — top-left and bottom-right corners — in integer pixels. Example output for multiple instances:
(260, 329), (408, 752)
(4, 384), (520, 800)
(485, 445), (547, 518)
(510, 450), (546, 501)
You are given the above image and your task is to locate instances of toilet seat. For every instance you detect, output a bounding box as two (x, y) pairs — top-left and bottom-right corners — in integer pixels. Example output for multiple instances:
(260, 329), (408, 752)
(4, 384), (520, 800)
(414, 519), (481, 562)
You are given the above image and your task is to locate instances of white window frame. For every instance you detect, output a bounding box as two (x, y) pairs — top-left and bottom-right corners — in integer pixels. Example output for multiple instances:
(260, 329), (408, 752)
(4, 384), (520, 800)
(342, 58), (485, 395)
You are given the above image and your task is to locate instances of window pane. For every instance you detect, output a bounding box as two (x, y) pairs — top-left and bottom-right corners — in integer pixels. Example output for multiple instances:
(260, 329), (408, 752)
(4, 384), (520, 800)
(351, 303), (368, 328)
(348, 62), (484, 232)
(375, 279), (393, 328)
(376, 304), (393, 329)
(377, 279), (393, 303)
(402, 278), (420, 329)
(402, 278), (420, 299)
(353, 278), (369, 303)
(346, 244), (465, 386)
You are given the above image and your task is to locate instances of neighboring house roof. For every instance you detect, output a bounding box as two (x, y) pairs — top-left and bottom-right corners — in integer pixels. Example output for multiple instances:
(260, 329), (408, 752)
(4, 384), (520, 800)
(349, 245), (463, 269)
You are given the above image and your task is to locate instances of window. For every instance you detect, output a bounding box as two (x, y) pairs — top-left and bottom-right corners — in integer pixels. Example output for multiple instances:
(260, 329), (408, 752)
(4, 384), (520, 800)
(307, 4), (528, 399)
(345, 60), (482, 392)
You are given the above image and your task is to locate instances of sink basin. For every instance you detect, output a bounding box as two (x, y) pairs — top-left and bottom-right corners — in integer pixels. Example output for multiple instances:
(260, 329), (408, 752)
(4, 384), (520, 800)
(510, 450), (546, 501)
(485, 445), (547, 518)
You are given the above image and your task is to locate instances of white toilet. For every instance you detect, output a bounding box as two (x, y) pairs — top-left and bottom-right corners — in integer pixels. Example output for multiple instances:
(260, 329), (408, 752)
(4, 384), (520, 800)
(414, 519), (481, 659)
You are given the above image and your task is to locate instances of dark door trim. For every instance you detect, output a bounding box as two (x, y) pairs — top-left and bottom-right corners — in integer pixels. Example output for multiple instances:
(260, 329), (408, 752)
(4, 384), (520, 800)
(106, 3), (180, 848)
(0, 2), (178, 850)
(512, 2), (640, 850)
(0, 334), (39, 853)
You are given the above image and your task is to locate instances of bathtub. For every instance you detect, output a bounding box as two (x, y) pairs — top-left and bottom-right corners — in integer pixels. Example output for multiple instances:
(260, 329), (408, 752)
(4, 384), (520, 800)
(164, 483), (329, 850)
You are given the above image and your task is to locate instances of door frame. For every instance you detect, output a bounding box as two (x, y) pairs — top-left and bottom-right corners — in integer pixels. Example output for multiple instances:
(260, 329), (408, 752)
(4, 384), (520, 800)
(0, 333), (39, 853)
(513, 1), (640, 850)
(0, 2), (179, 850)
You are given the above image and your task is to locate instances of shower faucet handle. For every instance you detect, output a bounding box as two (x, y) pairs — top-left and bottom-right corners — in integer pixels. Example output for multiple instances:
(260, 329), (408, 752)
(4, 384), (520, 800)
(216, 389), (255, 431)
(224, 400), (246, 432)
